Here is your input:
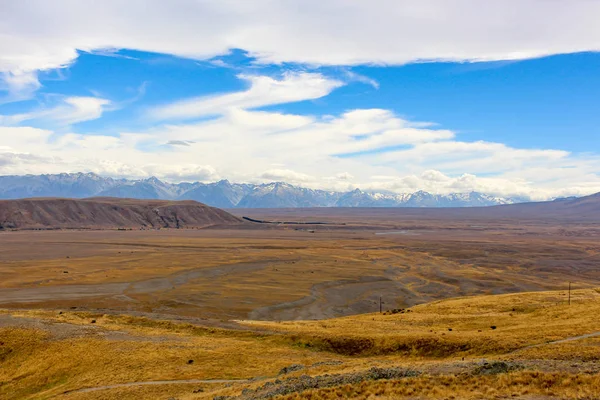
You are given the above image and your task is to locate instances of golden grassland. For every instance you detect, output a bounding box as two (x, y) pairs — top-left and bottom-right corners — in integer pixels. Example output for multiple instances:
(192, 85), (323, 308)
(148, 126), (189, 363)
(0, 312), (325, 399)
(242, 288), (600, 358)
(2, 288), (600, 399)
(273, 372), (600, 400)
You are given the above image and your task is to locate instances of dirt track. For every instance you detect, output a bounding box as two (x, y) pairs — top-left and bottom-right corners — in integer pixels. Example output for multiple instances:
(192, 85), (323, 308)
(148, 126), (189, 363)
(63, 379), (247, 395)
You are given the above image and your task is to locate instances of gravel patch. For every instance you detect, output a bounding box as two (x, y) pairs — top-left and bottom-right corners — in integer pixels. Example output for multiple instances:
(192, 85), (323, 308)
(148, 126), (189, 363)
(473, 361), (524, 375)
(278, 364), (304, 375)
(215, 367), (420, 399)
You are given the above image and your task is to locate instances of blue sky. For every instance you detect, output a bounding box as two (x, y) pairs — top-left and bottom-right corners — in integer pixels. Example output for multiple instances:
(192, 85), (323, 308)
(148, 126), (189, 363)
(1, 0), (599, 199)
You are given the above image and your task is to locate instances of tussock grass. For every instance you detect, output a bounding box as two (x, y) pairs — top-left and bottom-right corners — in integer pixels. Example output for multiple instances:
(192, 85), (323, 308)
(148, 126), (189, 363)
(0, 313), (322, 400)
(2, 288), (600, 399)
(273, 371), (600, 400)
(243, 288), (600, 358)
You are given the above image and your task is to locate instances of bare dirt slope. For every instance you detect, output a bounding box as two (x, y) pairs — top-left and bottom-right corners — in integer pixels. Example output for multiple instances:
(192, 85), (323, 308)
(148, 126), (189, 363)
(0, 197), (243, 230)
(232, 191), (600, 224)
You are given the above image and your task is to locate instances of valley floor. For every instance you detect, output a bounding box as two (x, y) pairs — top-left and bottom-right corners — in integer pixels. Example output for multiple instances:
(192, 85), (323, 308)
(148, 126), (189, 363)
(1, 212), (599, 398)
(1, 215), (599, 321)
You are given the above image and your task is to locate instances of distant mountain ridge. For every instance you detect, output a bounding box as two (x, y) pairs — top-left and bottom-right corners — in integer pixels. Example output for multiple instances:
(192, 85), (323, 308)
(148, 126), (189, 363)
(0, 172), (526, 208)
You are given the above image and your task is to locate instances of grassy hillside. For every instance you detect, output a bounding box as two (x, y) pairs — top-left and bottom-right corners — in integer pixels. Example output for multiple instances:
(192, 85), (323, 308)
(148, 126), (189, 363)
(244, 288), (600, 358)
(1, 288), (599, 399)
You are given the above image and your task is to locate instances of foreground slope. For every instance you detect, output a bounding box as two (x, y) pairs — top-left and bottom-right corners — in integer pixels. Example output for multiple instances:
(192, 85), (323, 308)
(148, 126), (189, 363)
(0, 197), (243, 230)
(1, 288), (599, 399)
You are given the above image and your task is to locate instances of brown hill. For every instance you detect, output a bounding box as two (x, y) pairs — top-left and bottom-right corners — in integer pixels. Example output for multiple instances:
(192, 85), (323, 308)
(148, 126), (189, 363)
(235, 191), (600, 223)
(0, 197), (244, 230)
(485, 192), (600, 220)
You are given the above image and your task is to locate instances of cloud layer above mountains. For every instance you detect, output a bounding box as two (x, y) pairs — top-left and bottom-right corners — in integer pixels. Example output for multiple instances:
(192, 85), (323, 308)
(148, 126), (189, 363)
(1, 71), (598, 200)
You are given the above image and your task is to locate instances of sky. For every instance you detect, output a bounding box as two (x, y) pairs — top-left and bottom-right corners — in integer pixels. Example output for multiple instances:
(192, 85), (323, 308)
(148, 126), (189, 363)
(1, 0), (600, 200)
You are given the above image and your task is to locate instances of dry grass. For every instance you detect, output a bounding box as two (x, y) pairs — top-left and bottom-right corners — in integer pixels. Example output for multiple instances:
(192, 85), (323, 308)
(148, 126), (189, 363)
(271, 372), (600, 400)
(242, 288), (600, 358)
(1, 288), (600, 399)
(0, 311), (325, 399)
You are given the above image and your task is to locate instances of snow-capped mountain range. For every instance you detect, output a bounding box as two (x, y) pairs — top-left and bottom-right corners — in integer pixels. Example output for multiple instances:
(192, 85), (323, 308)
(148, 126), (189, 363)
(0, 173), (527, 208)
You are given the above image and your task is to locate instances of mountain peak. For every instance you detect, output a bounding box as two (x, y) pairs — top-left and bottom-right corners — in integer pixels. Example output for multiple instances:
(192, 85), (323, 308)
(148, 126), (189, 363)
(144, 176), (164, 185)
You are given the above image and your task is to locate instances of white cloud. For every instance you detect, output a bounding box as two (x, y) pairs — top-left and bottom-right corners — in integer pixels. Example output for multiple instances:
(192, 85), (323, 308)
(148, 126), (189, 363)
(166, 140), (194, 147)
(369, 140), (571, 176)
(143, 164), (220, 182)
(150, 72), (343, 121)
(0, 126), (53, 149)
(359, 170), (600, 201)
(260, 169), (314, 183)
(1, 0), (599, 82)
(0, 151), (57, 169)
(0, 96), (111, 126)
(343, 70), (379, 89)
(2, 101), (600, 199)
(0, 71), (41, 103)
(57, 97), (111, 125)
(332, 172), (355, 181)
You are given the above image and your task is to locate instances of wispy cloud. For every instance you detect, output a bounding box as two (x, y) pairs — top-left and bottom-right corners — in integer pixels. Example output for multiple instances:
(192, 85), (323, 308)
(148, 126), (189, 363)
(0, 71), (41, 104)
(166, 140), (194, 147)
(260, 169), (314, 183)
(343, 70), (379, 89)
(0, 96), (111, 126)
(149, 72), (344, 121)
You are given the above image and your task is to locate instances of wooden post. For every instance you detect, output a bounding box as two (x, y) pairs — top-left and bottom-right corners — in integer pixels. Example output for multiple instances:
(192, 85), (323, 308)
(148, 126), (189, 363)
(379, 296), (382, 314)
(568, 282), (571, 306)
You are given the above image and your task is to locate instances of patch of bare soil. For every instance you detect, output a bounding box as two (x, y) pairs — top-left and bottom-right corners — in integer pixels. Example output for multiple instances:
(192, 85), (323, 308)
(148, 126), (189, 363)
(249, 277), (412, 320)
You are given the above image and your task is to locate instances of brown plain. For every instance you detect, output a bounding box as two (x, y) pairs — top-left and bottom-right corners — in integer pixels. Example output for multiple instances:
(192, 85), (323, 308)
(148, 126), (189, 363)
(1, 206), (599, 320)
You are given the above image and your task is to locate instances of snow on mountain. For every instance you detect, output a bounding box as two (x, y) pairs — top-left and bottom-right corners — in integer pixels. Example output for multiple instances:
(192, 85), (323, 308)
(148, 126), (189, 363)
(237, 182), (341, 208)
(178, 180), (253, 208)
(0, 173), (525, 208)
(0, 172), (123, 199)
